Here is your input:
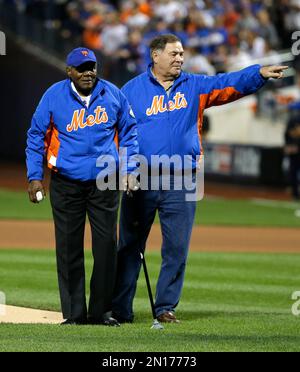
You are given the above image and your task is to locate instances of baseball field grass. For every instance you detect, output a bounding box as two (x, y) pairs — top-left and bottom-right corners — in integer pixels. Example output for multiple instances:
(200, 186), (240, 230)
(0, 188), (300, 352)
(0, 188), (299, 227)
(1, 248), (300, 352)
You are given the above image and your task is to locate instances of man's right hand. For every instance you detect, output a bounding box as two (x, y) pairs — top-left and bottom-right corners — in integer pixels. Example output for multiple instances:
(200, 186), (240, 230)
(122, 174), (140, 196)
(260, 65), (288, 79)
(28, 180), (46, 203)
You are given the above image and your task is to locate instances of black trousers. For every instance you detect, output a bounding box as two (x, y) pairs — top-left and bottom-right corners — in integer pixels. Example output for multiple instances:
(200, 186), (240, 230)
(50, 172), (119, 321)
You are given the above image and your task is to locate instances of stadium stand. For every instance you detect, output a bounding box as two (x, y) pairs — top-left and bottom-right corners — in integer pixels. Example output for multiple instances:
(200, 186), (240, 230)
(1, 0), (300, 83)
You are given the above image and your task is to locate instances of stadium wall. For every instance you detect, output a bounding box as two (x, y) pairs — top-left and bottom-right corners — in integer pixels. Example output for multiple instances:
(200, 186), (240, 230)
(0, 35), (64, 162)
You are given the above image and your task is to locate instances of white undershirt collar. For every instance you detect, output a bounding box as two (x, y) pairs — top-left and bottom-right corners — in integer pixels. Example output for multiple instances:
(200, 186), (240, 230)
(71, 82), (92, 108)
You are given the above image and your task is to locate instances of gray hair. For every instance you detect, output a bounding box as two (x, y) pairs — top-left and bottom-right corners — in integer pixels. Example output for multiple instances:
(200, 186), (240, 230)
(150, 34), (182, 59)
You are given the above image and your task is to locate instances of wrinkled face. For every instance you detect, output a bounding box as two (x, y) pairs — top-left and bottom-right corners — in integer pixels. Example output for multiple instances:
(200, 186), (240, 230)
(66, 62), (97, 95)
(152, 42), (184, 78)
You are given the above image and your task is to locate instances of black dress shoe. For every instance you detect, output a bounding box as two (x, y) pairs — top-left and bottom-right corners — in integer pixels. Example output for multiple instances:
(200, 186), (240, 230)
(61, 318), (87, 325)
(88, 316), (120, 327)
(102, 317), (120, 327)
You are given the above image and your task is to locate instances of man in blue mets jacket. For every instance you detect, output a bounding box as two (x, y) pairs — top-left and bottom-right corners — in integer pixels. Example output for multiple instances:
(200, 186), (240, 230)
(112, 34), (288, 324)
(26, 47), (138, 326)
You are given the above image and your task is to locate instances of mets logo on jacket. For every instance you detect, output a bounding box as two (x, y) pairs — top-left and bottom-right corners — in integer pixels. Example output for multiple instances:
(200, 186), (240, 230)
(146, 92), (188, 116)
(66, 106), (108, 132)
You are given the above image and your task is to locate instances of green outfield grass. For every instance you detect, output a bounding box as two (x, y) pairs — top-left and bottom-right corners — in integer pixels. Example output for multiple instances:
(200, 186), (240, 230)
(0, 249), (300, 352)
(0, 188), (299, 227)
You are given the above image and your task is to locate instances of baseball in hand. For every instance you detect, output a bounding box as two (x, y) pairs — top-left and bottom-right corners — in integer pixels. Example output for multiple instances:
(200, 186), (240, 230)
(36, 191), (44, 202)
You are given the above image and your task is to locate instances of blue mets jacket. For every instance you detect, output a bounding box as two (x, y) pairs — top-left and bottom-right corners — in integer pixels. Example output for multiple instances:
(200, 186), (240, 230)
(26, 78), (138, 182)
(121, 64), (267, 170)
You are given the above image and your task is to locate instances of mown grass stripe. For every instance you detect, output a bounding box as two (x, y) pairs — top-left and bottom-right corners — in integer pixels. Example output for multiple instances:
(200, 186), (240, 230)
(1, 249), (300, 351)
(1, 188), (300, 227)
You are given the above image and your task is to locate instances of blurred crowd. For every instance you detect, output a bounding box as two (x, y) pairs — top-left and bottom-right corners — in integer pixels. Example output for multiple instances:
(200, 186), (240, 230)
(4, 0), (300, 79)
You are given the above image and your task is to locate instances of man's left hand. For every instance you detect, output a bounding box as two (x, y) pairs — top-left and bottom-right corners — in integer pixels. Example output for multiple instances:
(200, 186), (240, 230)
(260, 65), (289, 79)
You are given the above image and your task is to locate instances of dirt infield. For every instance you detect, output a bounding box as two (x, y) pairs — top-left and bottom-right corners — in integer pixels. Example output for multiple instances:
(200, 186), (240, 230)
(0, 163), (298, 254)
(0, 220), (299, 253)
(0, 305), (62, 324)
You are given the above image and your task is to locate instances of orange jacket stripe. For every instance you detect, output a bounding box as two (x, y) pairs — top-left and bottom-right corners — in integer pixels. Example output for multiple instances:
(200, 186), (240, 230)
(44, 117), (60, 171)
(197, 87), (244, 155)
(114, 129), (119, 149)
